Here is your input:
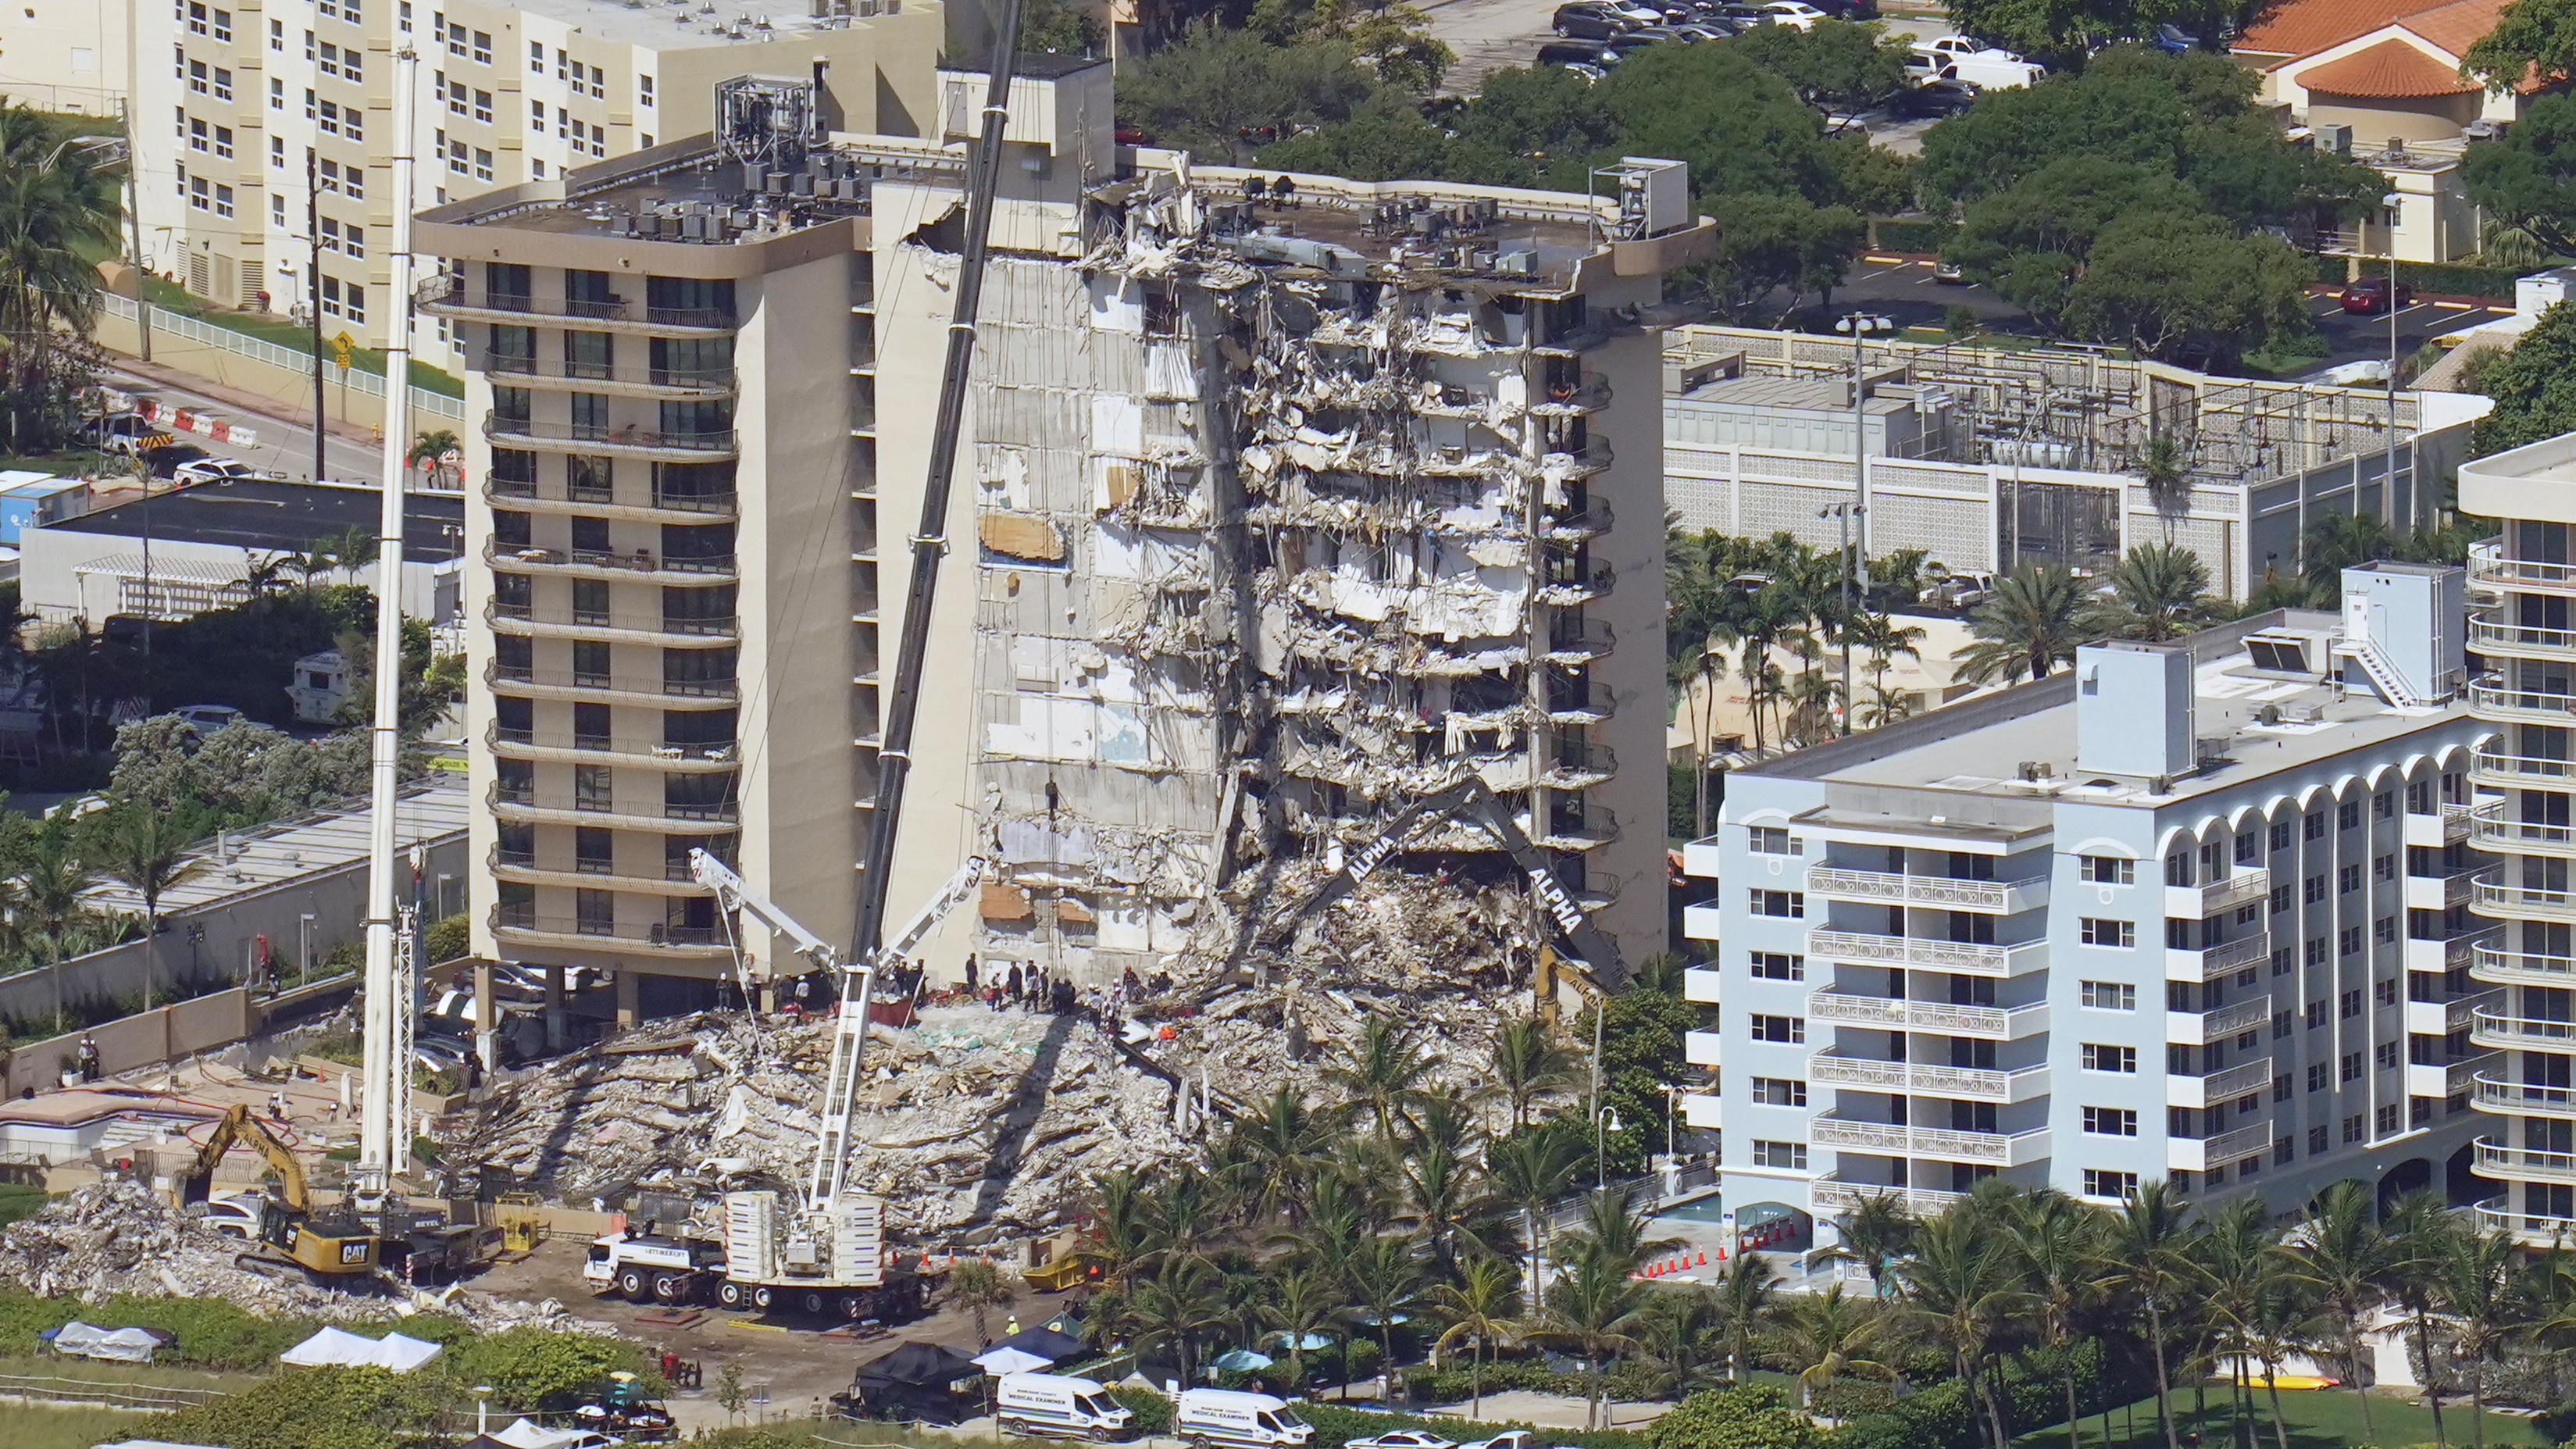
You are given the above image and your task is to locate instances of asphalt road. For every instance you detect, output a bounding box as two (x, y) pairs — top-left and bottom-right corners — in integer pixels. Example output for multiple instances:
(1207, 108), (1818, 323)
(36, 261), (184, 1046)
(1827, 253), (2516, 377)
(98, 361), (387, 486)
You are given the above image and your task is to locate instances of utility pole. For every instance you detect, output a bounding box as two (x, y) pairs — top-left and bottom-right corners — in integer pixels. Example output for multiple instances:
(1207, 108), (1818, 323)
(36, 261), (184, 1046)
(117, 98), (151, 362)
(309, 149), (326, 484)
(1833, 312), (1890, 737)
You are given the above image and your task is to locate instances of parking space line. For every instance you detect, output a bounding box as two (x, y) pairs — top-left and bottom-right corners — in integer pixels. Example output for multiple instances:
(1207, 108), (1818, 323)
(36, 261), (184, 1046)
(2432, 301), (2475, 310)
(1864, 255), (1904, 263)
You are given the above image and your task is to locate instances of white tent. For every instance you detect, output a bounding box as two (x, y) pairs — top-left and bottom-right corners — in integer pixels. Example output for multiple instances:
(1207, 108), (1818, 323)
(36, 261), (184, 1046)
(487, 1418), (598, 1449)
(51, 1322), (168, 1362)
(278, 1326), (445, 1372)
(975, 1346), (1052, 1375)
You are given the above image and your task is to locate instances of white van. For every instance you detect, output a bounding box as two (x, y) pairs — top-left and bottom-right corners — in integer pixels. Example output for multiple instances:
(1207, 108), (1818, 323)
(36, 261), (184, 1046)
(1177, 1389), (1314, 1449)
(997, 1373), (1134, 1442)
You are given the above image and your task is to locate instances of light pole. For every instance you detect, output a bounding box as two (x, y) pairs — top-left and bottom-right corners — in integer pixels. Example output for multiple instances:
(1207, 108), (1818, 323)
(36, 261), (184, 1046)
(2380, 191), (2405, 527)
(1596, 1105), (1621, 1190)
(1833, 312), (1892, 735)
(299, 912), (317, 986)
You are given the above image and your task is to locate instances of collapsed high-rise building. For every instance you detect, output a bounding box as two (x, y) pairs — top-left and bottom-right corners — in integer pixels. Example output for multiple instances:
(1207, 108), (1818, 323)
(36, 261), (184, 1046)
(432, 53), (1711, 1019)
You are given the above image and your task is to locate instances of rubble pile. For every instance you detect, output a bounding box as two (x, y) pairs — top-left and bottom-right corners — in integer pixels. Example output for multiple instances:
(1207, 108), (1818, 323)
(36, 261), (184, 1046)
(0, 1180), (588, 1332)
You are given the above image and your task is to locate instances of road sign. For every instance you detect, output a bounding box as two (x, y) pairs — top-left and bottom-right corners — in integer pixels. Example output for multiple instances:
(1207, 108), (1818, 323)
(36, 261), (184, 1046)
(330, 330), (355, 367)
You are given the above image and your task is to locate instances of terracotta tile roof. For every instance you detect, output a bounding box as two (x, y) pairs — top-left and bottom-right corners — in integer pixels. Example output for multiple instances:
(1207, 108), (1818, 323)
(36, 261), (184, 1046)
(2392, 0), (2508, 57)
(2235, 0), (2420, 56)
(2296, 35), (2482, 93)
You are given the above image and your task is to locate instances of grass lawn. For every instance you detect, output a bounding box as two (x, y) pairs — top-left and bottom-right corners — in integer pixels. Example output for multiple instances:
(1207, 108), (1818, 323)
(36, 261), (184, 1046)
(0, 1353), (267, 1397)
(2011, 1385), (2550, 1449)
(3, 1403), (152, 1449)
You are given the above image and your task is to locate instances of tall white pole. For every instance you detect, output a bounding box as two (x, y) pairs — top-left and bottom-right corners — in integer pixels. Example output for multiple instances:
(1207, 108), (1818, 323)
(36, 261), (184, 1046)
(355, 42), (421, 1205)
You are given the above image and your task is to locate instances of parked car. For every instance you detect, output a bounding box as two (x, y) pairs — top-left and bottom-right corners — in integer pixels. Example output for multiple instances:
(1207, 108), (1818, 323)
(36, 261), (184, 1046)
(1896, 78), (1979, 114)
(1536, 38), (1620, 65)
(171, 457), (268, 484)
(2150, 21), (2199, 49)
(1807, 0), (1878, 16)
(1345, 1434), (1459, 1449)
(141, 442), (211, 478)
(1946, 51), (2046, 87)
(184, 1191), (266, 1240)
(1707, 2), (1779, 22)
(2340, 275), (2415, 314)
(1604, 27), (1691, 52)
(1655, 22), (1736, 39)
(169, 703), (246, 734)
(1934, 258), (1968, 283)
(1552, 0), (1654, 34)
(1913, 34), (1996, 59)
(1754, 1), (1827, 25)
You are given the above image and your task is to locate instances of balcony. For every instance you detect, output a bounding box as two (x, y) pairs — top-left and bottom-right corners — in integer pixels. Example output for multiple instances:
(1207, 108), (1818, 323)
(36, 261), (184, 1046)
(1810, 1115), (2052, 1166)
(2471, 746), (2576, 791)
(485, 724), (739, 771)
(2475, 1140), (2576, 1184)
(484, 475), (737, 522)
(1684, 966), (1721, 1003)
(480, 350), (737, 399)
(2407, 989), (2500, 1037)
(1541, 505), (1615, 542)
(483, 412), (739, 461)
(2472, 1008), (2576, 1051)
(2473, 869), (2576, 921)
(487, 905), (732, 956)
(486, 599), (740, 645)
(2474, 1076), (2576, 1119)
(1543, 683), (1616, 725)
(485, 662), (740, 706)
(491, 783), (741, 832)
(1534, 563), (1616, 608)
(484, 540), (737, 582)
(2408, 1051), (2495, 1099)
(2407, 932), (2481, 973)
(2469, 617), (2576, 662)
(1681, 898), (1720, 940)
(1542, 622), (1616, 665)
(2165, 867), (2269, 919)
(2473, 1196), (2576, 1246)
(2167, 1056), (2273, 1109)
(1808, 1054), (2050, 1102)
(1806, 992), (2050, 1039)
(490, 848), (711, 897)
(2407, 865), (2483, 912)
(417, 273), (735, 334)
(2467, 541), (2576, 596)
(2166, 933), (2271, 983)
(2470, 676), (2576, 727)
(2474, 939), (2576, 986)
(1803, 866), (2046, 915)
(1530, 378), (1615, 417)
(2404, 800), (2478, 848)
(1809, 1176), (1964, 1217)
(2167, 992), (2271, 1045)
(2167, 1121), (2271, 1173)
(1807, 928), (2046, 978)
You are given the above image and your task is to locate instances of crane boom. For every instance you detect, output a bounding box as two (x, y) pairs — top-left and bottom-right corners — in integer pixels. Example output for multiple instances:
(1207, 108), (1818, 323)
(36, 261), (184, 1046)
(690, 851), (837, 969)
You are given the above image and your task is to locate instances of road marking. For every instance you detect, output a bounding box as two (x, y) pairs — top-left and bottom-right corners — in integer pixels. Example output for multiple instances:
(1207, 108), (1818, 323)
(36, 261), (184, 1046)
(1864, 255), (1904, 263)
(2432, 301), (2474, 310)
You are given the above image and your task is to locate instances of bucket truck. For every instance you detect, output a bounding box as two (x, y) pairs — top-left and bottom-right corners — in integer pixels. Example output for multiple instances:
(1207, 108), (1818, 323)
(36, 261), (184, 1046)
(688, 848), (986, 1317)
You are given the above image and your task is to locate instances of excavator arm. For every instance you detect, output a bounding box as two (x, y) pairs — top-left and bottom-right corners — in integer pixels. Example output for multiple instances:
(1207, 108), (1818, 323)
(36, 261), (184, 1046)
(1257, 774), (1625, 987)
(176, 1103), (312, 1212)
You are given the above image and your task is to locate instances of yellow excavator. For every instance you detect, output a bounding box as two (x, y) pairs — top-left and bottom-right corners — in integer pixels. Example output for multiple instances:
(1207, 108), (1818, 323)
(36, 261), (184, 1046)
(173, 1103), (380, 1283)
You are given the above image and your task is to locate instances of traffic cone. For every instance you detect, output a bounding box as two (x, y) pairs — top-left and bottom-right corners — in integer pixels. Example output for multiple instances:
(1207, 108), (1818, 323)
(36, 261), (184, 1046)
(1696, 1249), (1707, 1265)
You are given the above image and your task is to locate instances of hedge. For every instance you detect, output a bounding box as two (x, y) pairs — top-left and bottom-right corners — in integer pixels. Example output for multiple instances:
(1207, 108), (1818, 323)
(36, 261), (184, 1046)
(1401, 1355), (1665, 1406)
(1293, 1399), (1654, 1449)
(2305, 252), (2526, 300)
(1870, 217), (1957, 254)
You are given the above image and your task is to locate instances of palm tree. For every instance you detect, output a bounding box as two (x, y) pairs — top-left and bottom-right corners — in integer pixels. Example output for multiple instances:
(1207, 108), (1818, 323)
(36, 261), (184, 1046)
(2239, 1258), (2321, 1449)
(2200, 1194), (2287, 1449)
(17, 827), (100, 973)
(1528, 1251), (1647, 1429)
(1957, 564), (2089, 685)
(2080, 543), (2214, 641)
(321, 524), (376, 585)
(1847, 610), (1928, 703)
(1893, 1205), (2028, 1449)
(2287, 1180), (2389, 1444)
(1226, 1087), (1336, 1225)
(2100, 1180), (2200, 1449)
(2303, 510), (2397, 599)
(1856, 681), (1915, 729)
(1635, 1283), (1715, 1401)
(1129, 1254), (1227, 1387)
(1430, 1255), (1522, 1418)
(1260, 1267), (1340, 1392)
(2005, 1190), (2109, 1449)
(89, 801), (207, 1011)
(1075, 1169), (1160, 1285)
(1145, 1166), (1221, 1267)
(2382, 1189), (2463, 1448)
(1400, 1133), (1496, 1276)
(1345, 1233), (1425, 1395)
(1555, 1183), (1678, 1283)
(1488, 1016), (1579, 1130)
(0, 105), (120, 454)
(1708, 1248), (1779, 1383)
(1815, 1191), (1916, 1289)
(944, 1258), (1016, 1347)
(1487, 1120), (1584, 1304)
(2433, 1223), (2526, 1449)
(1325, 1018), (1434, 1144)
(2139, 434), (2190, 513)
(1768, 1281), (1901, 1409)
(408, 427), (462, 488)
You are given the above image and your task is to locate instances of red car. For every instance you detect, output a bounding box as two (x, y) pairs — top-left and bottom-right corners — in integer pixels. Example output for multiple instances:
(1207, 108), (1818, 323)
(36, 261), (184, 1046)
(2340, 275), (2415, 314)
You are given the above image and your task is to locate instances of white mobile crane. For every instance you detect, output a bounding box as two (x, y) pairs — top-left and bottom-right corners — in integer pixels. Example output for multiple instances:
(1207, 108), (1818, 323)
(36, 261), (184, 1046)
(684, 848), (986, 1316)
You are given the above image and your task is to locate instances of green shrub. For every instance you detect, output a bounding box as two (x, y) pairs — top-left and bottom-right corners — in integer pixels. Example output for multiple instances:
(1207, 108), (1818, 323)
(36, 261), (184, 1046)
(1108, 1385), (1173, 1434)
(1872, 217), (1957, 253)
(2396, 259), (2524, 299)
(441, 1325), (657, 1410)
(0, 1287), (315, 1369)
(422, 913), (469, 965)
(1648, 1384), (1825, 1449)
(144, 1365), (452, 1449)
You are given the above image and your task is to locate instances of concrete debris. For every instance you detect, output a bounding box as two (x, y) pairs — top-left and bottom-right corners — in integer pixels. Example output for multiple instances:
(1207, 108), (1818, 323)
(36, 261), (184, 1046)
(0, 1180), (593, 1334)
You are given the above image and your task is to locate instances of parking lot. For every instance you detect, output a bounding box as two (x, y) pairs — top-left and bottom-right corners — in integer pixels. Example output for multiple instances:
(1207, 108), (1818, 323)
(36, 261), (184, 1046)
(1418, 0), (1962, 88)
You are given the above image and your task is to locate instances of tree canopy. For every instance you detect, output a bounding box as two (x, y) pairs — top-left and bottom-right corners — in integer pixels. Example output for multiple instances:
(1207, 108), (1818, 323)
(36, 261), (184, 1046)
(2471, 298), (2576, 455)
(2463, 88), (2576, 252)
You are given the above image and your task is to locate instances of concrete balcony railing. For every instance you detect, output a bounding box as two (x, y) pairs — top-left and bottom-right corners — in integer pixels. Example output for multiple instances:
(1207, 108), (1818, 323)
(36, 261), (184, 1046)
(2473, 869), (2576, 921)
(2473, 1195), (2576, 1246)
(2407, 988), (2501, 1037)
(2166, 867), (2268, 919)
(486, 723), (739, 769)
(2166, 933), (2270, 983)
(485, 661), (740, 704)
(1810, 1115), (2052, 1166)
(2167, 1055), (2272, 1109)
(2475, 1140), (2576, 1184)
(2408, 866), (2483, 912)
(1808, 1054), (2050, 1102)
(2168, 1121), (2271, 1173)
(486, 598), (740, 643)
(1810, 1176), (1964, 1217)
(1803, 866), (2046, 915)
(2471, 747), (2576, 790)
(2474, 1076), (2576, 1119)
(1807, 928), (2046, 978)
(2471, 1008), (2576, 1051)
(2167, 992), (2271, 1044)
(2469, 617), (2576, 660)
(1805, 991), (2050, 1039)
(480, 350), (737, 398)
(2471, 677), (2576, 727)
(418, 273), (734, 331)
(2468, 798), (2576, 855)
(2414, 1051), (2496, 1098)
(485, 474), (738, 519)
(484, 539), (738, 580)
(1541, 620), (1615, 664)
(2467, 541), (2576, 594)
(488, 904), (730, 954)
(2474, 939), (2576, 986)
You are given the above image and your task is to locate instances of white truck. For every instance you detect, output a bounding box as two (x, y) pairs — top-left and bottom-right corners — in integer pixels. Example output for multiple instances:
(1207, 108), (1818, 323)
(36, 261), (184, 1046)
(583, 1230), (728, 1304)
(996, 1372), (1134, 1441)
(1177, 1389), (1314, 1449)
(1945, 50), (2046, 87)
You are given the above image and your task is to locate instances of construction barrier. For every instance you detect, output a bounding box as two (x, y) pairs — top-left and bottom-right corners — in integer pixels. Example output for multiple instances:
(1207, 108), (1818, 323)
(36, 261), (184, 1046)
(98, 387), (262, 450)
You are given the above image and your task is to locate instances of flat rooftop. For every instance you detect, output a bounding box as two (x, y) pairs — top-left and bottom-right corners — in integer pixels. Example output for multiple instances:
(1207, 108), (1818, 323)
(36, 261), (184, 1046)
(512, 0), (872, 52)
(1673, 372), (1918, 415)
(85, 773), (469, 917)
(46, 480), (466, 562)
(1751, 611), (2471, 806)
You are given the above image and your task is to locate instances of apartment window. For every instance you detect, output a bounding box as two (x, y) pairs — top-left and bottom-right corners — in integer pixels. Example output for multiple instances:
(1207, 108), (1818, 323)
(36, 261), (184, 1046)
(2411, 1095), (2433, 1127)
(269, 16), (283, 47)
(2339, 926), (2362, 957)
(2082, 1107), (2138, 1136)
(2377, 1040), (2400, 1070)
(341, 223), (363, 259)
(2164, 850), (2192, 887)
(2082, 1044), (2137, 1073)
(473, 30), (491, 63)
(2081, 917), (2134, 948)
(2341, 988), (2363, 1018)
(1748, 1015), (1804, 1044)
(1747, 826), (1797, 855)
(555, 46), (568, 79)
(2340, 800), (2361, 830)
(305, 87), (316, 120)
(2080, 980), (2135, 1011)
(399, 0), (411, 30)
(2341, 1051), (2363, 1083)
(575, 826), (614, 875)
(269, 76), (283, 109)
(2374, 852), (2396, 880)
(2273, 1073), (2292, 1102)
(319, 99), (341, 136)
(529, 38), (544, 71)
(269, 134), (284, 168)
(174, 43), (183, 78)
(212, 183), (233, 218)
(2375, 1103), (2400, 1135)
(1749, 1077), (1806, 1107)
(444, 19), (465, 56)
(211, 66), (231, 100)
(2271, 1009), (2291, 1039)
(271, 194), (285, 224)
(2303, 873), (2325, 904)
(188, 59), (208, 94)
(2082, 1169), (2137, 1201)
(2309, 1125), (2329, 1153)
(2344, 1114), (2365, 1143)
(2270, 947), (2292, 976)
(343, 283), (365, 323)
(2268, 883), (2291, 914)
(2308, 1062), (2327, 1091)
(473, 148), (494, 180)
(187, 116), (207, 152)
(1750, 1140), (1807, 1170)
(1750, 890), (1803, 918)
(2236, 831), (2259, 865)
(187, 173), (209, 210)
(2305, 812), (2325, 840)
(448, 137), (468, 174)
(2374, 916), (2397, 944)
(574, 888), (614, 936)
(2306, 998), (2326, 1029)
(305, 28), (316, 58)
(2080, 855), (2134, 885)
(186, 0), (207, 33)
(472, 88), (492, 123)
(2270, 821), (2292, 851)
(319, 39), (339, 76)
(639, 73), (654, 106)
(319, 274), (341, 316)
(2305, 937), (2326, 967)
(1748, 951), (1803, 981)
(2374, 789), (2394, 819)
(2375, 976), (2397, 1006)
(319, 216), (341, 254)
(448, 77), (467, 116)
(640, 134), (652, 148)
(2339, 863), (2361, 894)
(556, 104), (570, 140)
(587, 62), (605, 98)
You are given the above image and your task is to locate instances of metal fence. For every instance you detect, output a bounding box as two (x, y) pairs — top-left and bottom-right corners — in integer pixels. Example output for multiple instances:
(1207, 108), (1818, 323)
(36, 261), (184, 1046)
(102, 294), (465, 420)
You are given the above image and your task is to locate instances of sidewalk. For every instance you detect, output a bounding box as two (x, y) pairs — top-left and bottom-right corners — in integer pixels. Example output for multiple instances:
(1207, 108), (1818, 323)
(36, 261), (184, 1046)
(102, 348), (385, 446)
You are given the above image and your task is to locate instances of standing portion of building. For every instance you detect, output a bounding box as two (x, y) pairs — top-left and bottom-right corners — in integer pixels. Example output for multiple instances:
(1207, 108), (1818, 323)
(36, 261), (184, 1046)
(1686, 602), (2491, 1238)
(428, 55), (1706, 1015)
(2460, 433), (2576, 1244)
(139, 0), (944, 371)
